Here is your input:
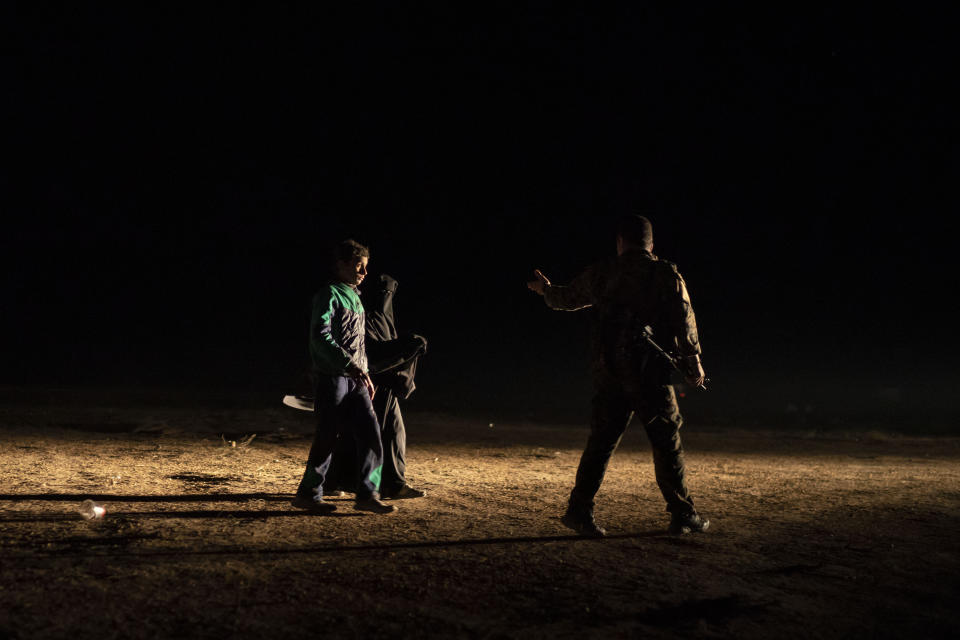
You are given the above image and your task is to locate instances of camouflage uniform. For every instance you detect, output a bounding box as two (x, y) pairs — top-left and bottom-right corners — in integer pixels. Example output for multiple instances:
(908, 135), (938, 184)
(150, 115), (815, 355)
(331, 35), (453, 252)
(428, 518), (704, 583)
(543, 248), (702, 516)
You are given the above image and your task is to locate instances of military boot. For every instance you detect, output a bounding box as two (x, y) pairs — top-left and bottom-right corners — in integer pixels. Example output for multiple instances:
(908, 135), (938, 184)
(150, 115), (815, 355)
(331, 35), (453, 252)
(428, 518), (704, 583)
(561, 507), (606, 537)
(668, 511), (710, 534)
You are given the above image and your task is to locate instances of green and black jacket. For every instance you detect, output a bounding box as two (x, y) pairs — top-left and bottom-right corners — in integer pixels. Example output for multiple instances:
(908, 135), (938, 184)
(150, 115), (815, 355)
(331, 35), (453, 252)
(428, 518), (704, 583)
(310, 282), (369, 376)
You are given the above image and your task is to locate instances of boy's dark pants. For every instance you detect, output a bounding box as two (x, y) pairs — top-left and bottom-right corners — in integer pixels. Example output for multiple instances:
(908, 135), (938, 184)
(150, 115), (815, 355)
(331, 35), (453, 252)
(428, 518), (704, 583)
(323, 336), (425, 495)
(296, 375), (384, 500)
(323, 386), (407, 495)
(569, 377), (696, 516)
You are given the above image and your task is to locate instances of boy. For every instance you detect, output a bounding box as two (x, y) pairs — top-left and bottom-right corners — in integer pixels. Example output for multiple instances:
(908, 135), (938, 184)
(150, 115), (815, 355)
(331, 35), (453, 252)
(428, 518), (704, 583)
(293, 239), (396, 514)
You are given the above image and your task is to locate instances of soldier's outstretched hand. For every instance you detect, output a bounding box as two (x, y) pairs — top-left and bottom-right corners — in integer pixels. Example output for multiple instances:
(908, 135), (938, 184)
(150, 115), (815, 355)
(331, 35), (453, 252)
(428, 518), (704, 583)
(527, 269), (551, 295)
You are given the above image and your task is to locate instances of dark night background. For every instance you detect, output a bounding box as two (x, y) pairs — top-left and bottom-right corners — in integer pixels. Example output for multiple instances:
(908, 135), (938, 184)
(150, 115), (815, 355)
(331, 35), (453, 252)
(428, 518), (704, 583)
(2, 6), (956, 429)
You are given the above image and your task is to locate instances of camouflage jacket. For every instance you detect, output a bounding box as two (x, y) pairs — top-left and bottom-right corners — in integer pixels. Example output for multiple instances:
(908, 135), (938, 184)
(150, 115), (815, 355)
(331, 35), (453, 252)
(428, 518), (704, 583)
(543, 249), (701, 381)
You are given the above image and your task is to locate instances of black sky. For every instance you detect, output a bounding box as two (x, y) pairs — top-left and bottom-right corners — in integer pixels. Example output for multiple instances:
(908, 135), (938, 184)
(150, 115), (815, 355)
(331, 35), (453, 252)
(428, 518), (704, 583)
(3, 5), (956, 422)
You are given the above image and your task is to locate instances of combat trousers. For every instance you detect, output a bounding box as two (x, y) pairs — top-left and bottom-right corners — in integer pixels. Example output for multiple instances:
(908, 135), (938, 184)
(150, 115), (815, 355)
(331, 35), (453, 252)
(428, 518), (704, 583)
(569, 378), (695, 516)
(296, 375), (384, 500)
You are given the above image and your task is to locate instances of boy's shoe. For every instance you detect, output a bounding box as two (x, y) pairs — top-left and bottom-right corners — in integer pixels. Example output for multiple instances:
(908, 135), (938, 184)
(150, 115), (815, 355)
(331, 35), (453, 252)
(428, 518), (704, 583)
(290, 494), (337, 514)
(382, 485), (426, 500)
(354, 496), (397, 514)
(560, 508), (606, 537)
(668, 511), (710, 534)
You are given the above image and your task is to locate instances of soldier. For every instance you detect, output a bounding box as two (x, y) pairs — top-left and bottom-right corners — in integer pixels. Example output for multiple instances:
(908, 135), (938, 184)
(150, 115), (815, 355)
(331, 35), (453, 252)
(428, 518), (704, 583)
(527, 215), (709, 536)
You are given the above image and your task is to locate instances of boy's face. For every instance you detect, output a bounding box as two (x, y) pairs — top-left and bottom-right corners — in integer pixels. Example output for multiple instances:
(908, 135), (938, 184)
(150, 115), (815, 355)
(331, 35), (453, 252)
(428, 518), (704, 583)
(335, 255), (368, 287)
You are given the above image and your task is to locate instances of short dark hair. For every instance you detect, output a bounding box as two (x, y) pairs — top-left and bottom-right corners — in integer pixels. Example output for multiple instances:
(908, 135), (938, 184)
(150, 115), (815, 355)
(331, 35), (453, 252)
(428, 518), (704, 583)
(616, 215), (653, 250)
(333, 239), (370, 264)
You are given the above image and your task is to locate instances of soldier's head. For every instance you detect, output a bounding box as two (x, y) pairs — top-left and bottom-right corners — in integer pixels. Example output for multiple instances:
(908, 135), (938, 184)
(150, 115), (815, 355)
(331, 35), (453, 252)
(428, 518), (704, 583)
(616, 215), (653, 255)
(332, 239), (370, 287)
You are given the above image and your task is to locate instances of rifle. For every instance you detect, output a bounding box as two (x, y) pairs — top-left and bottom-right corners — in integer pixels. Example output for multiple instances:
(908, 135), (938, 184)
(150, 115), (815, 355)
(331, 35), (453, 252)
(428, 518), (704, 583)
(640, 325), (709, 391)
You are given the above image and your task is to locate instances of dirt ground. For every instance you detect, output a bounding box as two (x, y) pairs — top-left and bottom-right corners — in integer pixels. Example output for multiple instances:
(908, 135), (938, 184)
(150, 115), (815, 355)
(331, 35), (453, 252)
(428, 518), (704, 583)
(0, 399), (958, 639)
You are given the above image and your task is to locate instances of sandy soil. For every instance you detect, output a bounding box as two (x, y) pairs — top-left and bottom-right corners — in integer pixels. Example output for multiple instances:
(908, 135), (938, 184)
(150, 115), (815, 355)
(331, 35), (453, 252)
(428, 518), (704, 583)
(0, 401), (958, 639)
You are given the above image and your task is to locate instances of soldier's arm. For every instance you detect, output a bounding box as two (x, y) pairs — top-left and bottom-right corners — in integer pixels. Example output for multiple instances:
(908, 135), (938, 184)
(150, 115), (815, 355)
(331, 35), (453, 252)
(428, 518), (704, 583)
(662, 266), (705, 385)
(539, 264), (600, 311)
(675, 276), (702, 357)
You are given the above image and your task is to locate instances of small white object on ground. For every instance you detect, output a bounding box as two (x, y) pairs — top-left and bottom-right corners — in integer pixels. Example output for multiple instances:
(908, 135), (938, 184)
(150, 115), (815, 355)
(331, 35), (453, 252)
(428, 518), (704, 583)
(79, 499), (105, 520)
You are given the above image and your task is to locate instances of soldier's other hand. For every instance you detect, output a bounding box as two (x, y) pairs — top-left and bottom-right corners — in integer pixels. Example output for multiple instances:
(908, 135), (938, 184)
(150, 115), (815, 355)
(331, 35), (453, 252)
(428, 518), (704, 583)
(527, 269), (551, 295)
(364, 374), (376, 401)
(683, 356), (707, 389)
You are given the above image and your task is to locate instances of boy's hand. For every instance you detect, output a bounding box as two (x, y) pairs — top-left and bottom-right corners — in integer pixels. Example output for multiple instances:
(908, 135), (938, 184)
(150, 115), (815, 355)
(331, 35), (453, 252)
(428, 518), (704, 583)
(527, 269), (551, 295)
(346, 364), (376, 400)
(363, 373), (376, 401)
(345, 363), (365, 378)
